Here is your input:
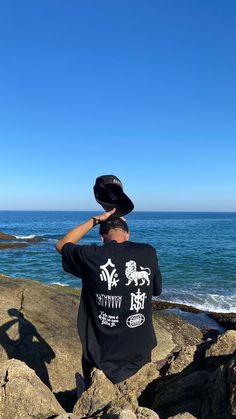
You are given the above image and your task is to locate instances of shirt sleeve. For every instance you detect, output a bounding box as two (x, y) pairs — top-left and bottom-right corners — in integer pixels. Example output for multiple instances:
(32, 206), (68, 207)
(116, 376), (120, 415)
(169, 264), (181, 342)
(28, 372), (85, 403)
(61, 242), (88, 278)
(151, 247), (162, 296)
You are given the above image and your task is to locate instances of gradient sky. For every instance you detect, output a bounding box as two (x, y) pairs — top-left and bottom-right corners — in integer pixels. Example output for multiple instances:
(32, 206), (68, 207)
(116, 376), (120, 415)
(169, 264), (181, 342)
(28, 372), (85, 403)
(1, 1), (235, 211)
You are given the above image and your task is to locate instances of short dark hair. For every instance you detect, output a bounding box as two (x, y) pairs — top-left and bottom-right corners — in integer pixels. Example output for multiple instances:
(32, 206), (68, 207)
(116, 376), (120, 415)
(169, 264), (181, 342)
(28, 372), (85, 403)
(99, 217), (129, 236)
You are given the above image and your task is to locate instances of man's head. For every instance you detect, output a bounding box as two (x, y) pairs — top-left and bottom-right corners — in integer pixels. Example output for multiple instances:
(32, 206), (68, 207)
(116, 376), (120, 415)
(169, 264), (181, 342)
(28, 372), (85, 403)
(99, 217), (130, 243)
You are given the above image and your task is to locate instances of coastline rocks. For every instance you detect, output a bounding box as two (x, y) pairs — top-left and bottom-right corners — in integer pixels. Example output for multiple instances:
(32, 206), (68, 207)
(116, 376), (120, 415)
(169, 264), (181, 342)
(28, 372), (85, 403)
(209, 312), (236, 330)
(0, 231), (43, 250)
(0, 242), (29, 250)
(151, 310), (203, 364)
(0, 276), (82, 396)
(0, 232), (16, 240)
(0, 359), (65, 418)
(73, 364), (160, 418)
(0, 275), (236, 418)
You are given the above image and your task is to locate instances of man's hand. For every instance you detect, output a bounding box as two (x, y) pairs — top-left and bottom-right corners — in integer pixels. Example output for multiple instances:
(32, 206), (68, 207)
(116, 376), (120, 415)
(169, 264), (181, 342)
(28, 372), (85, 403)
(93, 208), (116, 223)
(55, 208), (116, 253)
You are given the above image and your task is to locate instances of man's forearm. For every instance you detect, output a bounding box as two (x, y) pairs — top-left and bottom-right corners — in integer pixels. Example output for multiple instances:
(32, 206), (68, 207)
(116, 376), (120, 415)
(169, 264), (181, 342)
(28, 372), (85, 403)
(55, 218), (94, 253)
(55, 208), (116, 253)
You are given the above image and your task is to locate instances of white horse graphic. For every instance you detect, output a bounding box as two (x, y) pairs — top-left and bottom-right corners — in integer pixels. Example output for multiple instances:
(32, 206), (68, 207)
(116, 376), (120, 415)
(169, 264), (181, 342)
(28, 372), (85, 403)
(125, 260), (151, 286)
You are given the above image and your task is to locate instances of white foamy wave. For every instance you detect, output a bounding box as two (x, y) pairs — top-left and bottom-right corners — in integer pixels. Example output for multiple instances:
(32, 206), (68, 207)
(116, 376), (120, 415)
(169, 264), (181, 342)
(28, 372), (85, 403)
(156, 290), (236, 313)
(14, 235), (36, 240)
(51, 281), (68, 287)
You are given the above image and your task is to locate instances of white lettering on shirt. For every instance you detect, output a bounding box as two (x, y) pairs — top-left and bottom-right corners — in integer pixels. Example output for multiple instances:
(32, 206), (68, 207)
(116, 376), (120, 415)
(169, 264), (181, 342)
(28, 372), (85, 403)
(130, 288), (147, 313)
(96, 293), (122, 309)
(98, 311), (119, 328)
(100, 258), (119, 290)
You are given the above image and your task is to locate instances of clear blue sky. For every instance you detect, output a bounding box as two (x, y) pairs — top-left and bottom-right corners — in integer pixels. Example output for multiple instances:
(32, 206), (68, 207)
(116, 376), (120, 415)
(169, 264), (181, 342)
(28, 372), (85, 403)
(1, 1), (235, 211)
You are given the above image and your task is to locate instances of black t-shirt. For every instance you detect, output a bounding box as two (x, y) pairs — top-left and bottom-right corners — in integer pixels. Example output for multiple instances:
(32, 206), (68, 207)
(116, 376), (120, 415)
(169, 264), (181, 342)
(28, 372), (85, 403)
(61, 240), (162, 383)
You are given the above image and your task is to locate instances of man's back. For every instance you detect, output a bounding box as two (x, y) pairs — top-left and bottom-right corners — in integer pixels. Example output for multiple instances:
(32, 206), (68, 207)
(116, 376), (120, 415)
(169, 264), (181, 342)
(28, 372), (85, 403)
(62, 239), (162, 383)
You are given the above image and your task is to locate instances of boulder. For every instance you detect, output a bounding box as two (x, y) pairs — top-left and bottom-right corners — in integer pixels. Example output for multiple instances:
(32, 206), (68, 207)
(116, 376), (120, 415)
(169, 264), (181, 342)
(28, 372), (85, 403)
(166, 345), (197, 375)
(117, 362), (160, 399)
(167, 414), (197, 419)
(151, 370), (211, 418)
(0, 359), (65, 418)
(0, 232), (16, 240)
(0, 276), (82, 395)
(205, 330), (236, 357)
(201, 357), (236, 419)
(209, 312), (236, 330)
(73, 368), (118, 417)
(0, 243), (29, 250)
(151, 311), (203, 363)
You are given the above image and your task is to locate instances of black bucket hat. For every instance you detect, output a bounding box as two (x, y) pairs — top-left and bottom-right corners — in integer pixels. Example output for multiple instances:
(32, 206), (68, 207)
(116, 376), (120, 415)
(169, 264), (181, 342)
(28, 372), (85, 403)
(94, 175), (134, 217)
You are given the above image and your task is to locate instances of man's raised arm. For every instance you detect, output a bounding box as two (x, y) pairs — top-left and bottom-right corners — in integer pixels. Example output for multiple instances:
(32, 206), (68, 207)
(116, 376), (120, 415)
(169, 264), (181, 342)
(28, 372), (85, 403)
(55, 208), (116, 253)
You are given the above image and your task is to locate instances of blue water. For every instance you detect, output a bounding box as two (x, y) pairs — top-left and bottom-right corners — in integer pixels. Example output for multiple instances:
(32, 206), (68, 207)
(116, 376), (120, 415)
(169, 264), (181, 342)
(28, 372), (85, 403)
(0, 211), (236, 313)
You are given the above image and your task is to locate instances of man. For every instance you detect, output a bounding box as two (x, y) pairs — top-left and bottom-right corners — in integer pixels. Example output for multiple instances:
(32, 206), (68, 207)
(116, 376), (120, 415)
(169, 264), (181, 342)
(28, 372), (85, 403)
(56, 208), (162, 385)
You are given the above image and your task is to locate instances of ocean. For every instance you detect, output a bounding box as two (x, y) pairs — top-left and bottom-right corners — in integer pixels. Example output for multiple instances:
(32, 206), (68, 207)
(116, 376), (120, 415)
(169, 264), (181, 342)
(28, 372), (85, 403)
(0, 211), (235, 313)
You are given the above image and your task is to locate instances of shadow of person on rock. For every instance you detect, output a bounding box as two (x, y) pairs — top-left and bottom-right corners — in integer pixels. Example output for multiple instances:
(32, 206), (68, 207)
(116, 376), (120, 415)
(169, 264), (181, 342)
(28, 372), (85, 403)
(0, 308), (55, 390)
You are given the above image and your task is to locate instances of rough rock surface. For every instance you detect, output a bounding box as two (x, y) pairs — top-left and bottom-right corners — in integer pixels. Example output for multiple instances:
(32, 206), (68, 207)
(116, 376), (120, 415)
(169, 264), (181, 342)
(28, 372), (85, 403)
(0, 359), (65, 418)
(205, 329), (236, 357)
(74, 364), (160, 418)
(0, 232), (16, 240)
(201, 357), (236, 419)
(73, 369), (118, 417)
(151, 310), (203, 364)
(0, 242), (29, 250)
(0, 276), (82, 395)
(0, 275), (236, 418)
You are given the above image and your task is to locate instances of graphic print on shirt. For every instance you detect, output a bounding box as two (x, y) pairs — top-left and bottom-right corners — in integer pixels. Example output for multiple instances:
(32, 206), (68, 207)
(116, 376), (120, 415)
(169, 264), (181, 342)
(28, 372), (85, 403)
(100, 258), (119, 291)
(98, 311), (119, 327)
(126, 313), (145, 328)
(130, 288), (147, 313)
(96, 293), (122, 309)
(125, 260), (151, 286)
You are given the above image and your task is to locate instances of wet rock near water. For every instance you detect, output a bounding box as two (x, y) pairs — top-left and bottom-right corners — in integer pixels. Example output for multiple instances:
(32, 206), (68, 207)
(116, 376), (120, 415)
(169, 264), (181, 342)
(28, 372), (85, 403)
(0, 242), (29, 250)
(0, 275), (235, 418)
(152, 299), (236, 331)
(0, 231), (44, 250)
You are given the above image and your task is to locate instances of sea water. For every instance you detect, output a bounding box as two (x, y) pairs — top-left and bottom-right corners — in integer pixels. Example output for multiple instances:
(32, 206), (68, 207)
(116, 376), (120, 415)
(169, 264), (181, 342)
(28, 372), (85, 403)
(0, 211), (235, 313)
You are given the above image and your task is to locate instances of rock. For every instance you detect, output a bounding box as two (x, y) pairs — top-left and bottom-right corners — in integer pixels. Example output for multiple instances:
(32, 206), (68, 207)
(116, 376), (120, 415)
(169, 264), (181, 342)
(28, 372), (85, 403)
(201, 357), (236, 418)
(54, 415), (78, 419)
(151, 370), (211, 418)
(167, 414), (197, 419)
(0, 232), (16, 240)
(117, 363), (160, 399)
(73, 368), (118, 418)
(151, 310), (203, 363)
(136, 406), (160, 418)
(166, 345), (197, 375)
(0, 243), (29, 250)
(104, 408), (137, 418)
(0, 276), (82, 396)
(209, 312), (236, 330)
(0, 359), (65, 418)
(205, 330), (236, 357)
(152, 300), (201, 314)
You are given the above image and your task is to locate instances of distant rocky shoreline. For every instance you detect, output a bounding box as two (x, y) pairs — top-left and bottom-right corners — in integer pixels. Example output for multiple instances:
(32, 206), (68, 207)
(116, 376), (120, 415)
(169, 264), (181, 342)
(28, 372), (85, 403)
(0, 231), (44, 250)
(0, 274), (235, 418)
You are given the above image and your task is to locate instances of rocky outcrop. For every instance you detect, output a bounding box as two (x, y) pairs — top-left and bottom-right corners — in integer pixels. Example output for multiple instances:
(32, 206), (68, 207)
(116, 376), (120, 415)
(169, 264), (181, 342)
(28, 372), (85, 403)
(0, 275), (82, 399)
(73, 365), (160, 418)
(0, 275), (235, 418)
(0, 231), (43, 250)
(0, 242), (29, 249)
(0, 359), (65, 418)
(0, 232), (16, 240)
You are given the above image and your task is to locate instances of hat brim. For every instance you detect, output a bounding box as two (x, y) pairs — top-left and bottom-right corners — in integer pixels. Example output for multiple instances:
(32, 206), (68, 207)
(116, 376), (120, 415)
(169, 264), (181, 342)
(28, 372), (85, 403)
(94, 184), (134, 217)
